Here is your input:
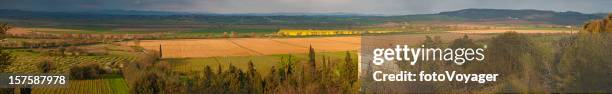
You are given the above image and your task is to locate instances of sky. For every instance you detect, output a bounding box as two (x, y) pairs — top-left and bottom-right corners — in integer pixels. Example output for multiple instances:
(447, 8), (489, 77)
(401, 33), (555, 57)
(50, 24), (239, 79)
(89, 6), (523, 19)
(0, 0), (611, 15)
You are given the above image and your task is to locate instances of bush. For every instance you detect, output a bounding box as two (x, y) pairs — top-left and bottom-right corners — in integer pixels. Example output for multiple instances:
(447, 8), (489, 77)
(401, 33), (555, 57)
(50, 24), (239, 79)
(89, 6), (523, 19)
(556, 32), (612, 92)
(474, 32), (553, 93)
(69, 63), (105, 79)
(38, 59), (53, 73)
(556, 15), (612, 92)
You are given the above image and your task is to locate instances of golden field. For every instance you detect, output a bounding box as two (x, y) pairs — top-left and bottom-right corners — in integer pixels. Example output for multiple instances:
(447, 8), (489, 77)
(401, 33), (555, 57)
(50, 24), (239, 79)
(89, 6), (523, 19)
(132, 37), (362, 58)
(129, 32), (505, 58)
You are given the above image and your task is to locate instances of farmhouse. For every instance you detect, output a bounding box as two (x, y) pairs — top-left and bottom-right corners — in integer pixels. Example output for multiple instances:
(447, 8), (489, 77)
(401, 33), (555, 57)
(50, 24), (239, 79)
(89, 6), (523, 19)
(277, 29), (358, 36)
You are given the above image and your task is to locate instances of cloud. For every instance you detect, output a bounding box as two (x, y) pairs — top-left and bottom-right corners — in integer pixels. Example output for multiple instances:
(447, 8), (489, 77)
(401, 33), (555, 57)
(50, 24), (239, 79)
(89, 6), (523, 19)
(0, 0), (610, 15)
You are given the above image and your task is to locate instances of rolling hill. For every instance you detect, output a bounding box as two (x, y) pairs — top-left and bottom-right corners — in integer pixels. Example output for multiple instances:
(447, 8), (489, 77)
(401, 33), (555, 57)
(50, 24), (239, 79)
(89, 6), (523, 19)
(0, 9), (605, 28)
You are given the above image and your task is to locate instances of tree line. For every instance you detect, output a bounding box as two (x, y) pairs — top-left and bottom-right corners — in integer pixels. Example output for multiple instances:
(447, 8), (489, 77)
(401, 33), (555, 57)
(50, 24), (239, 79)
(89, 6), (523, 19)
(123, 46), (359, 94)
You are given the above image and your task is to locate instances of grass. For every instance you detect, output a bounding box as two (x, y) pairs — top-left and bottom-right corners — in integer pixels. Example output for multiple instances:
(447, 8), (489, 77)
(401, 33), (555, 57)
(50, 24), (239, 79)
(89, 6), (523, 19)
(165, 55), (279, 76)
(163, 51), (357, 77)
(105, 74), (130, 94)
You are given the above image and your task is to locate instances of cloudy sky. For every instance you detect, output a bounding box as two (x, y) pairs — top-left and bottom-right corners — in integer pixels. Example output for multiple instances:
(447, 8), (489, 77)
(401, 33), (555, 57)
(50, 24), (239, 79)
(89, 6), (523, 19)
(0, 0), (610, 15)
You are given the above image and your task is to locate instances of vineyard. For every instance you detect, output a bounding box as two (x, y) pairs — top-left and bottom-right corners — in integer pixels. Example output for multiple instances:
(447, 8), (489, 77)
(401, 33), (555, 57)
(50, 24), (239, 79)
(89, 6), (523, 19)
(2, 44), (138, 94)
(6, 50), (136, 73)
(31, 76), (129, 94)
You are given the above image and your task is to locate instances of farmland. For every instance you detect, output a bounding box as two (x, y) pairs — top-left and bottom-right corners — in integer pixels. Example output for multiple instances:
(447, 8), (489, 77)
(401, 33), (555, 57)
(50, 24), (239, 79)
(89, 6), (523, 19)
(132, 31), (524, 58)
(447, 29), (575, 34)
(148, 32), (500, 78)
(1, 27), (578, 93)
(1, 43), (138, 94)
(6, 50), (136, 73)
(165, 51), (358, 77)
(8, 27), (278, 36)
(132, 36), (361, 58)
(0, 5), (609, 93)
(7, 27), (162, 34)
(31, 75), (129, 94)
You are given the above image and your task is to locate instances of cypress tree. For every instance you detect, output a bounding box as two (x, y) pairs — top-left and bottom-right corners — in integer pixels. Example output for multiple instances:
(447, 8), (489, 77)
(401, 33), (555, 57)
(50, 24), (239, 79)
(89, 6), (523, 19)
(158, 44), (162, 59)
(308, 45), (316, 80)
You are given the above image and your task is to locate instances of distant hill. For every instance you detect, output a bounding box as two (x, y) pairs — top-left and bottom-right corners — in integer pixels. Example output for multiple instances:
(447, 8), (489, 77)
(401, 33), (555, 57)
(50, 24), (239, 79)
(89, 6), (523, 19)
(0, 9), (605, 27)
(435, 9), (603, 25)
(593, 13), (610, 17)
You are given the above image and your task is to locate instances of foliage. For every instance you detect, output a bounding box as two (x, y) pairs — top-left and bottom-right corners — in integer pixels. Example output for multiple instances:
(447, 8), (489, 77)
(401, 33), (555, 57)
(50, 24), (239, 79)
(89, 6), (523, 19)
(0, 23), (15, 94)
(131, 71), (184, 94)
(38, 58), (53, 73)
(1, 23), (11, 39)
(482, 32), (552, 93)
(127, 47), (359, 93)
(70, 63), (105, 79)
(555, 15), (612, 92)
(583, 14), (612, 32)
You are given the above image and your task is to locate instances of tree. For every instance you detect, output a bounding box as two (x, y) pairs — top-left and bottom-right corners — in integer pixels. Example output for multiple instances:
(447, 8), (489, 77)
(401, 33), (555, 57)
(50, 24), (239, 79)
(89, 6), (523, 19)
(0, 23), (14, 94)
(39, 59), (53, 73)
(555, 15), (612, 92)
(58, 46), (66, 56)
(158, 44), (163, 59)
(231, 31), (238, 38)
(70, 63), (104, 79)
(132, 72), (167, 94)
(0, 48), (10, 72)
(583, 14), (612, 32)
(484, 32), (552, 93)
(448, 35), (481, 65)
(422, 35), (443, 48)
(344, 51), (357, 85)
(134, 39), (141, 47)
(308, 45), (316, 79)
(246, 60), (263, 93)
(1, 23), (11, 39)
(449, 34), (479, 49)
(131, 62), (184, 94)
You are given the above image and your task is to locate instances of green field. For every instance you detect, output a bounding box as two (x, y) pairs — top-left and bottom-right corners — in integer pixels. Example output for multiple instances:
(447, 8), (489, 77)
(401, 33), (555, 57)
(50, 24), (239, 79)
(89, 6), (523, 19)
(164, 51), (357, 76)
(106, 74), (130, 94)
(31, 75), (129, 94)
